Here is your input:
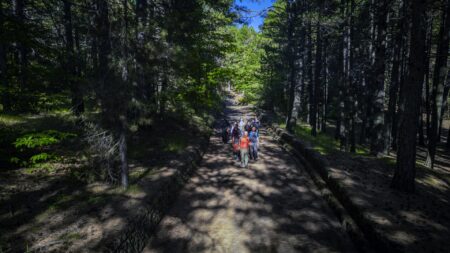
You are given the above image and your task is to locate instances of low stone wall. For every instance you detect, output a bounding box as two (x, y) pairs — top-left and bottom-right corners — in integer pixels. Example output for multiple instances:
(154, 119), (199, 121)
(267, 124), (397, 253)
(106, 141), (208, 253)
(104, 115), (218, 253)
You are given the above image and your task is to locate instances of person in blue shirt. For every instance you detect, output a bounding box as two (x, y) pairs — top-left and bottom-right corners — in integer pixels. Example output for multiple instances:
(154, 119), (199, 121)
(249, 126), (259, 160)
(251, 117), (260, 134)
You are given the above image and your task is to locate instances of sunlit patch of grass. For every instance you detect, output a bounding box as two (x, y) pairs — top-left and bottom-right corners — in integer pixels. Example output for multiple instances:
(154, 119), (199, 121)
(39, 194), (76, 214)
(86, 195), (107, 205)
(292, 123), (339, 155)
(0, 114), (27, 126)
(163, 136), (188, 153)
(420, 174), (448, 191)
(22, 162), (60, 175)
(379, 157), (396, 166)
(355, 146), (370, 156)
(129, 167), (157, 181)
(36, 204), (58, 222)
(125, 184), (143, 194)
(58, 232), (83, 242)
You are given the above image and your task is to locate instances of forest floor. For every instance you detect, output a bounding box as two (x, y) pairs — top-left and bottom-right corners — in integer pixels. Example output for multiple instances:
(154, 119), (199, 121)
(0, 109), (213, 252)
(144, 100), (357, 252)
(275, 120), (450, 252)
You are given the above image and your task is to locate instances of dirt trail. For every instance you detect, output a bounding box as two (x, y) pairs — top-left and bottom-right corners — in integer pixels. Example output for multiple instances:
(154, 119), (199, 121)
(144, 101), (356, 253)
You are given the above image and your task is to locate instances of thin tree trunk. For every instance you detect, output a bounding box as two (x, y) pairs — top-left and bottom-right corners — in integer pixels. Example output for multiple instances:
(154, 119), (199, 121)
(447, 126), (450, 148)
(359, 73), (368, 144)
(322, 36), (329, 133)
(285, 3), (298, 132)
(63, 0), (84, 116)
(307, 21), (314, 129)
(340, 0), (349, 151)
(421, 14), (433, 145)
(437, 72), (450, 138)
(426, 0), (450, 168)
(119, 0), (130, 189)
(312, 13), (322, 136)
(16, 0), (27, 92)
(385, 0), (404, 152)
(0, 3), (9, 111)
(370, 0), (388, 156)
(349, 0), (355, 153)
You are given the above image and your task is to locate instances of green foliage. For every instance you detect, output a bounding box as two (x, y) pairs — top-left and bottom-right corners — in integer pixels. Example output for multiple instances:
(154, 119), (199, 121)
(222, 26), (264, 103)
(163, 136), (188, 153)
(13, 130), (76, 149)
(11, 130), (76, 167)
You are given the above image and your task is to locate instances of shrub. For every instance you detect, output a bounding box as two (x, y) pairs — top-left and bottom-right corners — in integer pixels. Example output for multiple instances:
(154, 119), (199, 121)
(11, 130), (76, 167)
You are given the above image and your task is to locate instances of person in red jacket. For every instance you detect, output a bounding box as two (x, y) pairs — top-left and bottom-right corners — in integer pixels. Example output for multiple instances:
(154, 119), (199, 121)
(240, 131), (250, 168)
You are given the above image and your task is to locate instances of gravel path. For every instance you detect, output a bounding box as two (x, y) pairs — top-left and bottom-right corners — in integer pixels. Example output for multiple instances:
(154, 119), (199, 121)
(144, 103), (356, 253)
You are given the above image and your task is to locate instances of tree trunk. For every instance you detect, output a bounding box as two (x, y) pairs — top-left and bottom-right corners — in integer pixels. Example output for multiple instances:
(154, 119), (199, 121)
(63, 0), (84, 116)
(391, 0), (427, 193)
(393, 23), (410, 151)
(0, 3), (9, 111)
(423, 16), (433, 144)
(16, 0), (27, 92)
(426, 0), (450, 168)
(119, 0), (130, 189)
(119, 130), (128, 188)
(349, 0), (355, 153)
(307, 20), (314, 129)
(385, 0), (405, 152)
(135, 0), (148, 101)
(447, 126), (450, 148)
(370, 0), (389, 156)
(312, 15), (322, 136)
(322, 36), (329, 133)
(285, 3), (298, 132)
(359, 74), (368, 144)
(437, 72), (450, 139)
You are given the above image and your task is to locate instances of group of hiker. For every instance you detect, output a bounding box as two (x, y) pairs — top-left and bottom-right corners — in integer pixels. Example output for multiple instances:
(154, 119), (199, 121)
(222, 117), (261, 168)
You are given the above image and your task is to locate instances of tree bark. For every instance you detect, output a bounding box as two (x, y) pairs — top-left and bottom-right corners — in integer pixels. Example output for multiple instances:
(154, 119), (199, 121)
(285, 2), (298, 132)
(422, 15), (433, 146)
(63, 0), (84, 116)
(370, 0), (389, 156)
(15, 0), (27, 92)
(322, 36), (329, 133)
(438, 72), (450, 140)
(312, 12), (322, 137)
(385, 0), (405, 152)
(0, 3), (9, 111)
(307, 19), (314, 129)
(426, 0), (450, 168)
(392, 0), (427, 193)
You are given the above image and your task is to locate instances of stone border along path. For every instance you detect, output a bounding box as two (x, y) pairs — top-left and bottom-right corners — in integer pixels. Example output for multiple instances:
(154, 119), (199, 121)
(266, 121), (450, 253)
(143, 101), (359, 253)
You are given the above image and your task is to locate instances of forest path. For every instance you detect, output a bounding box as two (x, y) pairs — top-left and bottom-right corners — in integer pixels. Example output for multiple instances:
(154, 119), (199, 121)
(144, 99), (356, 253)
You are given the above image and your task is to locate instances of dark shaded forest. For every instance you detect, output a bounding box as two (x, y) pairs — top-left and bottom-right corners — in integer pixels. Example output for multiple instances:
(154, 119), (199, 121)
(0, 0), (237, 188)
(259, 0), (450, 193)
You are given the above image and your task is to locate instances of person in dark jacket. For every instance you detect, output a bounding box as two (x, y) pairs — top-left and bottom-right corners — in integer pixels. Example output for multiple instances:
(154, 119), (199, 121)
(222, 126), (230, 143)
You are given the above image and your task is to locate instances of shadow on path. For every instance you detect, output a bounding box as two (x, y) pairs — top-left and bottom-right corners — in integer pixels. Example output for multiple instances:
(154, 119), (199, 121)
(144, 103), (356, 253)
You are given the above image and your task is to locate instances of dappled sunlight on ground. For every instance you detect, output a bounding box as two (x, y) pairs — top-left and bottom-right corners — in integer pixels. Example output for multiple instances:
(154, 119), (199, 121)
(144, 102), (355, 252)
